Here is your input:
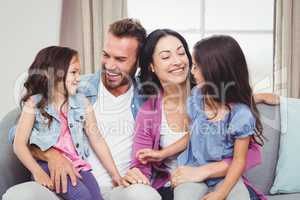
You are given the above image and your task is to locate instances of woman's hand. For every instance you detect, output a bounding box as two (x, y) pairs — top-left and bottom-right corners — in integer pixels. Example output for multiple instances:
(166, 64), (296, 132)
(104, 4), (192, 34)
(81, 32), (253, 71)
(32, 168), (54, 190)
(136, 148), (165, 164)
(254, 93), (280, 105)
(171, 166), (210, 187)
(201, 191), (226, 200)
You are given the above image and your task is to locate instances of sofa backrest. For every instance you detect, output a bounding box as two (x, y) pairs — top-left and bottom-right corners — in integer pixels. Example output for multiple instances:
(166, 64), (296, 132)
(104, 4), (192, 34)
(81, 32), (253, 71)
(245, 104), (281, 195)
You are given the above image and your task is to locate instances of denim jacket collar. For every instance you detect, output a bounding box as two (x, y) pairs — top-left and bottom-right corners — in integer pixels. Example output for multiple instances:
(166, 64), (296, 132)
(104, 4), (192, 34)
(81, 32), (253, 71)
(32, 94), (83, 121)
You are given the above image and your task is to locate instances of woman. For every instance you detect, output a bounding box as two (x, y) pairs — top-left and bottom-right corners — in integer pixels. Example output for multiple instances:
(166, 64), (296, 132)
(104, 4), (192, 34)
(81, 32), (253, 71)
(130, 29), (266, 200)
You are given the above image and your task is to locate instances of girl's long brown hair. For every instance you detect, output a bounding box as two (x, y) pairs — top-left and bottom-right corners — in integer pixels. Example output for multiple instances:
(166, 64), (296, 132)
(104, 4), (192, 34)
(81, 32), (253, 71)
(193, 35), (264, 145)
(21, 46), (78, 126)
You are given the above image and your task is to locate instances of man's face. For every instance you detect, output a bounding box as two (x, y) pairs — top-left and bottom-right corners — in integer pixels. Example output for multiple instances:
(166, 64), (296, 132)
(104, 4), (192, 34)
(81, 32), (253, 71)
(101, 33), (139, 90)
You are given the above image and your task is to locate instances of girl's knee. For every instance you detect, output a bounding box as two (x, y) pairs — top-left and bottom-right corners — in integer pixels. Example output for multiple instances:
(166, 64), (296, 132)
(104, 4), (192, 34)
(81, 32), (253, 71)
(116, 184), (161, 200)
(226, 180), (250, 200)
(174, 182), (208, 200)
(61, 181), (93, 200)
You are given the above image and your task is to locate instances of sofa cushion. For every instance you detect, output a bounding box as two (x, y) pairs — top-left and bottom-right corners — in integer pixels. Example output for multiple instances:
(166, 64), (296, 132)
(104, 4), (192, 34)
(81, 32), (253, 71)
(245, 104), (281, 195)
(270, 97), (300, 194)
(266, 193), (300, 200)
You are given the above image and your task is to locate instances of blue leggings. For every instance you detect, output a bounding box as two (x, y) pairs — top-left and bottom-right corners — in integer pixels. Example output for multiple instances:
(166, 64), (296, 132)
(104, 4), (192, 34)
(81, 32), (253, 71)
(36, 160), (103, 200)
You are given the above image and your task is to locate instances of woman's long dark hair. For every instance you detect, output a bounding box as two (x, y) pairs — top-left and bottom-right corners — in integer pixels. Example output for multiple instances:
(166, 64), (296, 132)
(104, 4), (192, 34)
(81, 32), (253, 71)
(138, 29), (194, 97)
(21, 46), (78, 126)
(193, 35), (264, 145)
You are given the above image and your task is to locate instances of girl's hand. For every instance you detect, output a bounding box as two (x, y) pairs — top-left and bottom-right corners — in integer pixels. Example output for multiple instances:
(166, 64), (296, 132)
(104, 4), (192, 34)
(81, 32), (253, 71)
(136, 148), (164, 164)
(32, 168), (54, 190)
(112, 174), (123, 187)
(171, 166), (209, 187)
(201, 191), (226, 200)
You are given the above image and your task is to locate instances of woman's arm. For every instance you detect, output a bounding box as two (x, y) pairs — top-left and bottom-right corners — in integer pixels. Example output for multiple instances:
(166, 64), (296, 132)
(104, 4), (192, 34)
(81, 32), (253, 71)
(136, 133), (189, 164)
(254, 93), (280, 105)
(171, 135), (261, 187)
(13, 98), (53, 189)
(83, 98), (121, 186)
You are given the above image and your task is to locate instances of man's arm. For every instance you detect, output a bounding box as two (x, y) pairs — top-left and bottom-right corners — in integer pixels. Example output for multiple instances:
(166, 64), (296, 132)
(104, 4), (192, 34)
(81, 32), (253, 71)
(29, 145), (53, 161)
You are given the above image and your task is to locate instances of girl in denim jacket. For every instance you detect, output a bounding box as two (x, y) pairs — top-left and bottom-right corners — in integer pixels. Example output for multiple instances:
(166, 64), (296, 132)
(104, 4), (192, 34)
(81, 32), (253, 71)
(13, 46), (121, 200)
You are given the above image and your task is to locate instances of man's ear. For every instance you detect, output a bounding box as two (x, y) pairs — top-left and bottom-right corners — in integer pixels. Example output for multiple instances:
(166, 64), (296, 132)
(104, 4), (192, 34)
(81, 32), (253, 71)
(150, 63), (155, 73)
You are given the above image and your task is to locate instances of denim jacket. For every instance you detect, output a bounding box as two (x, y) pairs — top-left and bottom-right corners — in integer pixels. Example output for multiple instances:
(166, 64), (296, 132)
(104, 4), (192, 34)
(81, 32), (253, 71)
(77, 70), (146, 119)
(10, 93), (90, 159)
(9, 70), (146, 146)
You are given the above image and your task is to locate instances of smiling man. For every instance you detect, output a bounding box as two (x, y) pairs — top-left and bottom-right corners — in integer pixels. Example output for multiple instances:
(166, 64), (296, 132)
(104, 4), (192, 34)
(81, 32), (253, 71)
(3, 18), (161, 200)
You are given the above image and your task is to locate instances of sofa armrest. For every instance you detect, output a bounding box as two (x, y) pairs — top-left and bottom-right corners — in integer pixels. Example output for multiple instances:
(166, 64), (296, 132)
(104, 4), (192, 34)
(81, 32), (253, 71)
(0, 108), (31, 196)
(0, 144), (31, 196)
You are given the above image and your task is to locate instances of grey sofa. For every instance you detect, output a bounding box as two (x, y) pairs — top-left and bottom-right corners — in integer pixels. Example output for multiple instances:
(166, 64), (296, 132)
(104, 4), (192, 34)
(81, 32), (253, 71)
(1, 104), (300, 199)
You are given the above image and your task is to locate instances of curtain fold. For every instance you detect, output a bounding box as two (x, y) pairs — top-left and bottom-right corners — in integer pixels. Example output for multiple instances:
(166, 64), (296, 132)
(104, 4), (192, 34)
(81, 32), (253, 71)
(274, 0), (300, 98)
(60, 0), (127, 74)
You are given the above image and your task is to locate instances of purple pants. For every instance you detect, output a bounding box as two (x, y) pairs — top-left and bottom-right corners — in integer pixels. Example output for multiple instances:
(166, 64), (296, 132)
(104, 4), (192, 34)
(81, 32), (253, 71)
(37, 160), (103, 200)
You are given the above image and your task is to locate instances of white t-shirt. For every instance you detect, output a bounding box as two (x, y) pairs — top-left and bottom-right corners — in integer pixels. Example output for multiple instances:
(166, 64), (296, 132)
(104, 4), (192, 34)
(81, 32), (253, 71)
(87, 80), (135, 188)
(160, 104), (187, 186)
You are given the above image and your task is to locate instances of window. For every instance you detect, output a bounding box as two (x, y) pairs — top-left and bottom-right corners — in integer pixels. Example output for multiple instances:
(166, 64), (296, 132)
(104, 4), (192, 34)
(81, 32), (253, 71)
(128, 0), (274, 92)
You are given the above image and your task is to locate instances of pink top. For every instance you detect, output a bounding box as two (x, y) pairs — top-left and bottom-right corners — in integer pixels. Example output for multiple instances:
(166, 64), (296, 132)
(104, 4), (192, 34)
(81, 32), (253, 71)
(54, 112), (91, 172)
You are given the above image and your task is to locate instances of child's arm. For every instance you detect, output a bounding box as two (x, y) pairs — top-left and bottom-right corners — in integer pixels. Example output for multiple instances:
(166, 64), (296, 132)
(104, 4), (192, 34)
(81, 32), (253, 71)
(13, 98), (53, 189)
(137, 133), (189, 164)
(83, 98), (122, 186)
(202, 137), (250, 200)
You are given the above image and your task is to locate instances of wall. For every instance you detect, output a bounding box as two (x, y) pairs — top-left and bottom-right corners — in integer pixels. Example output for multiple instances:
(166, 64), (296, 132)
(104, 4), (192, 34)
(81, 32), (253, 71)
(0, 0), (62, 120)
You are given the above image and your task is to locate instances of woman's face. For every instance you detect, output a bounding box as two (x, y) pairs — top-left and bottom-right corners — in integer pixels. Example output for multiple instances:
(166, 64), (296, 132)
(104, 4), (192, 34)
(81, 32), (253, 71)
(151, 35), (189, 86)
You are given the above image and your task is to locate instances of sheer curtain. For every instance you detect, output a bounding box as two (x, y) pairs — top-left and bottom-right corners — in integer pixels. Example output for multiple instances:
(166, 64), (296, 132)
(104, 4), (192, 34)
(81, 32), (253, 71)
(274, 0), (300, 98)
(60, 0), (127, 74)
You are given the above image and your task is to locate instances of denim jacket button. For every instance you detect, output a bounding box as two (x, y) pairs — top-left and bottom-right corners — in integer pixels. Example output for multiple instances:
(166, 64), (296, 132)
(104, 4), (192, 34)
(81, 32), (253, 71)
(76, 143), (79, 148)
(80, 115), (84, 120)
(69, 123), (73, 128)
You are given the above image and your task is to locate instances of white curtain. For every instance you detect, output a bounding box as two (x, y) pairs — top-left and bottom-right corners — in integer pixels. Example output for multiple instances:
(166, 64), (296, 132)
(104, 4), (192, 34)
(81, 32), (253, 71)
(60, 0), (127, 74)
(274, 0), (300, 98)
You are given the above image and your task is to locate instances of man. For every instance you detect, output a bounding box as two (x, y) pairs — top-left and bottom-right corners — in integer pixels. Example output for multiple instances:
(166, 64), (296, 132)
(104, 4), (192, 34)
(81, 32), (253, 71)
(3, 18), (161, 200)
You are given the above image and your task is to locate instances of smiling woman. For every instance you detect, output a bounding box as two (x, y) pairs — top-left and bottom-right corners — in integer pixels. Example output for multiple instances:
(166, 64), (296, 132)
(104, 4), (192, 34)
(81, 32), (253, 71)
(138, 29), (193, 96)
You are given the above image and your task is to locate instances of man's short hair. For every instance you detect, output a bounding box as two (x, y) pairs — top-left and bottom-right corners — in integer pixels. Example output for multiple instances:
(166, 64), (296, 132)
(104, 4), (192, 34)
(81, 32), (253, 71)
(109, 18), (147, 57)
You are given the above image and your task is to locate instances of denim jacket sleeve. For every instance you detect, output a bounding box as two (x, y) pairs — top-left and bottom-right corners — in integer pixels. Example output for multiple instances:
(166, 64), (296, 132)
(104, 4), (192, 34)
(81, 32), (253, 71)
(7, 94), (41, 144)
(224, 104), (261, 170)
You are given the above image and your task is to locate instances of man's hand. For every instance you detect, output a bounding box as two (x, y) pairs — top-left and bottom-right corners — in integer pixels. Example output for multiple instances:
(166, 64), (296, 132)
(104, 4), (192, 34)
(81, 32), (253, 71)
(136, 148), (164, 164)
(121, 167), (150, 187)
(45, 149), (82, 193)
